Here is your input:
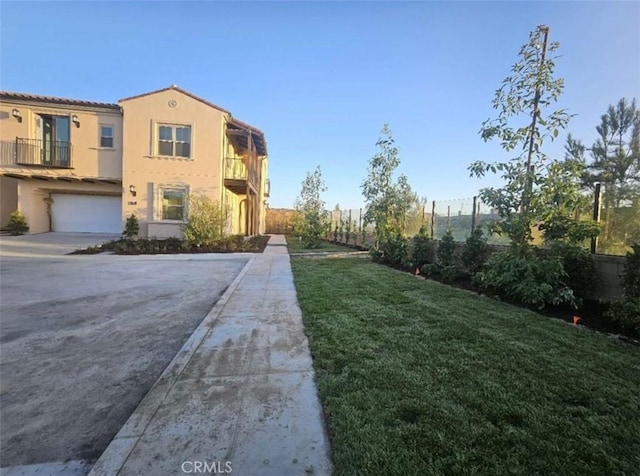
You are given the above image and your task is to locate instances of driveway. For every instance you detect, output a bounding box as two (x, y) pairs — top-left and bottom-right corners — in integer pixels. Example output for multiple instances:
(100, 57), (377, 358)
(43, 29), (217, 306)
(0, 233), (251, 472)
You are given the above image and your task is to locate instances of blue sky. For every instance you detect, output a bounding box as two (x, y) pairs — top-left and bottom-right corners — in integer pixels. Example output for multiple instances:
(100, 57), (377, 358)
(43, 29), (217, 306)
(1, 1), (638, 209)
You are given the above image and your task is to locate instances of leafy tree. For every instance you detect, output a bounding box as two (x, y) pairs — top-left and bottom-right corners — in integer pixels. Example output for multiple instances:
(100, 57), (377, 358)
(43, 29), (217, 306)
(294, 166), (329, 248)
(537, 159), (600, 243)
(361, 125), (415, 245)
(469, 25), (572, 248)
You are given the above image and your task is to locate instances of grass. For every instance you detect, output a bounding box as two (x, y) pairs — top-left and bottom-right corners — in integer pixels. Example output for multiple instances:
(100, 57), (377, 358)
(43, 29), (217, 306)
(285, 234), (361, 253)
(290, 257), (640, 476)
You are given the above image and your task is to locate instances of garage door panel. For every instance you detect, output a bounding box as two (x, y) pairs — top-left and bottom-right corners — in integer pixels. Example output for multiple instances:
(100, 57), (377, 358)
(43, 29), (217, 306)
(52, 194), (122, 233)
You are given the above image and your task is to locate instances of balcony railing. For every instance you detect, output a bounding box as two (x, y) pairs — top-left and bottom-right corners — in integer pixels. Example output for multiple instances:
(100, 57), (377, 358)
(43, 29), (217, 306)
(14, 138), (73, 169)
(224, 157), (258, 187)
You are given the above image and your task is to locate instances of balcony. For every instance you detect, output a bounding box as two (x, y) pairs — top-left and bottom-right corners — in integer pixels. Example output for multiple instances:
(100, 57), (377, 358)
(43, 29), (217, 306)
(3, 138), (73, 169)
(224, 157), (258, 194)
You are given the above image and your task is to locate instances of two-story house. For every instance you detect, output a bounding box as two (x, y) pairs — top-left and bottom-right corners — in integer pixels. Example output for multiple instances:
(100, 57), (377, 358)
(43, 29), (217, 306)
(0, 86), (269, 237)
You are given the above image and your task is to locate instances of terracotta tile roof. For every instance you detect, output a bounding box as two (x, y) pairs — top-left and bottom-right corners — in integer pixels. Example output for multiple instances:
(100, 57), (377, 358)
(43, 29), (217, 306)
(119, 85), (231, 114)
(0, 91), (120, 110)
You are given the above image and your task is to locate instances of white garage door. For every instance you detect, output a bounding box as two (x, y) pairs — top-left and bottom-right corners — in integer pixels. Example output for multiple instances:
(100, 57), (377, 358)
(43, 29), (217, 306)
(52, 194), (122, 233)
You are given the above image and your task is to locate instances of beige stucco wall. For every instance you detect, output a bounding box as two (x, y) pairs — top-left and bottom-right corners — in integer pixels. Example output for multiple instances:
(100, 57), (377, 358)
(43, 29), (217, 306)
(0, 101), (122, 180)
(120, 90), (226, 238)
(1, 176), (18, 227)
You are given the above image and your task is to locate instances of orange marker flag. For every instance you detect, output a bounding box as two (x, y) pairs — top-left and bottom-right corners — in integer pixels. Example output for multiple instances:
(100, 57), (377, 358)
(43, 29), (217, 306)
(573, 316), (581, 326)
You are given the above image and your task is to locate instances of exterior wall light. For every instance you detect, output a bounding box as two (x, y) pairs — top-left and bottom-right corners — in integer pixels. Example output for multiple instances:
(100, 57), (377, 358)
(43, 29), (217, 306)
(71, 115), (80, 127)
(129, 185), (137, 197)
(12, 109), (22, 122)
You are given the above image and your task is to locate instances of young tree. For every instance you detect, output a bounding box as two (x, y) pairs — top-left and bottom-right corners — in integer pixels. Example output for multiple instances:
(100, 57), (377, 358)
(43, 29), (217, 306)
(585, 99), (640, 247)
(294, 166), (328, 248)
(469, 25), (573, 247)
(361, 125), (415, 243)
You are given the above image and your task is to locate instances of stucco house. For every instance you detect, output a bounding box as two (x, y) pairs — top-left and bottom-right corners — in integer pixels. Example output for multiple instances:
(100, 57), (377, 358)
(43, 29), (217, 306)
(0, 85), (269, 237)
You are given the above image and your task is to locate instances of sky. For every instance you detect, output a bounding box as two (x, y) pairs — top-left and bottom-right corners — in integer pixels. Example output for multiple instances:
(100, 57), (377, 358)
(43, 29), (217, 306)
(1, 1), (638, 210)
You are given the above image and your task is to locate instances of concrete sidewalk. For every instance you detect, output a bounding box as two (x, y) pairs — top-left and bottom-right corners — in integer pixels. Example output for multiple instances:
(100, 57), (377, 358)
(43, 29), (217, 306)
(89, 235), (332, 476)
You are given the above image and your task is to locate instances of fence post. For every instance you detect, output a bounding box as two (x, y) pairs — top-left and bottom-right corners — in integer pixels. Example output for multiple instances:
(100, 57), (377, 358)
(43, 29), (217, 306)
(359, 208), (362, 234)
(471, 196), (477, 232)
(591, 183), (601, 254)
(430, 200), (436, 239)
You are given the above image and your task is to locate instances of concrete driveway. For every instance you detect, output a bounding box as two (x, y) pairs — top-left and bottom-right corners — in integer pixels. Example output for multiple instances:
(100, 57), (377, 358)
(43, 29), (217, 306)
(0, 233), (251, 473)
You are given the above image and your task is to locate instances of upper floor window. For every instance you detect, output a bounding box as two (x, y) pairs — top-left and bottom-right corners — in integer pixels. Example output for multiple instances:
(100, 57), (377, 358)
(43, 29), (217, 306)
(158, 124), (191, 158)
(100, 124), (114, 148)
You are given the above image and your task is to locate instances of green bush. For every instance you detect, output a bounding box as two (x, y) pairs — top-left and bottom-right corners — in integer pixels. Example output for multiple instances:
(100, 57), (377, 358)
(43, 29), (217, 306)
(606, 299), (640, 338)
(412, 226), (433, 269)
(620, 244), (640, 299)
(606, 244), (640, 337)
(475, 246), (576, 309)
(420, 263), (438, 277)
(6, 210), (28, 235)
(435, 230), (464, 281)
(371, 232), (408, 267)
(181, 194), (226, 246)
(122, 214), (139, 238)
(461, 228), (489, 275)
(437, 229), (457, 267)
(546, 241), (598, 304)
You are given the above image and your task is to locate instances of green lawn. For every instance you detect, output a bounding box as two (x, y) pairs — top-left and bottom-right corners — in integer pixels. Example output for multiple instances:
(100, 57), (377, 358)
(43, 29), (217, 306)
(291, 257), (640, 476)
(285, 235), (361, 253)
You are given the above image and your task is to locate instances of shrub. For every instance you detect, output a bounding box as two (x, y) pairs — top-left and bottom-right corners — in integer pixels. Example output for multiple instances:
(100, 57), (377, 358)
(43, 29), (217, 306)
(620, 244), (640, 299)
(545, 241), (598, 304)
(420, 263), (438, 277)
(436, 229), (464, 281)
(475, 245), (576, 309)
(461, 228), (489, 275)
(6, 210), (28, 235)
(437, 229), (456, 267)
(181, 194), (227, 246)
(372, 232), (408, 268)
(606, 299), (640, 338)
(606, 244), (640, 337)
(122, 214), (139, 238)
(412, 226), (433, 269)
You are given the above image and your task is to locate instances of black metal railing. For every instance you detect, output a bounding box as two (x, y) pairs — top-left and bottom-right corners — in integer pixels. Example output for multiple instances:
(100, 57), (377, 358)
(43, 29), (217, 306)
(14, 138), (73, 168)
(224, 157), (258, 186)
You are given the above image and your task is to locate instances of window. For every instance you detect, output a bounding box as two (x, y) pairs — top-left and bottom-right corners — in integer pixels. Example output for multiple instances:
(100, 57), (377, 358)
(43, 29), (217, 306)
(162, 189), (186, 220)
(158, 124), (191, 158)
(100, 125), (114, 148)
